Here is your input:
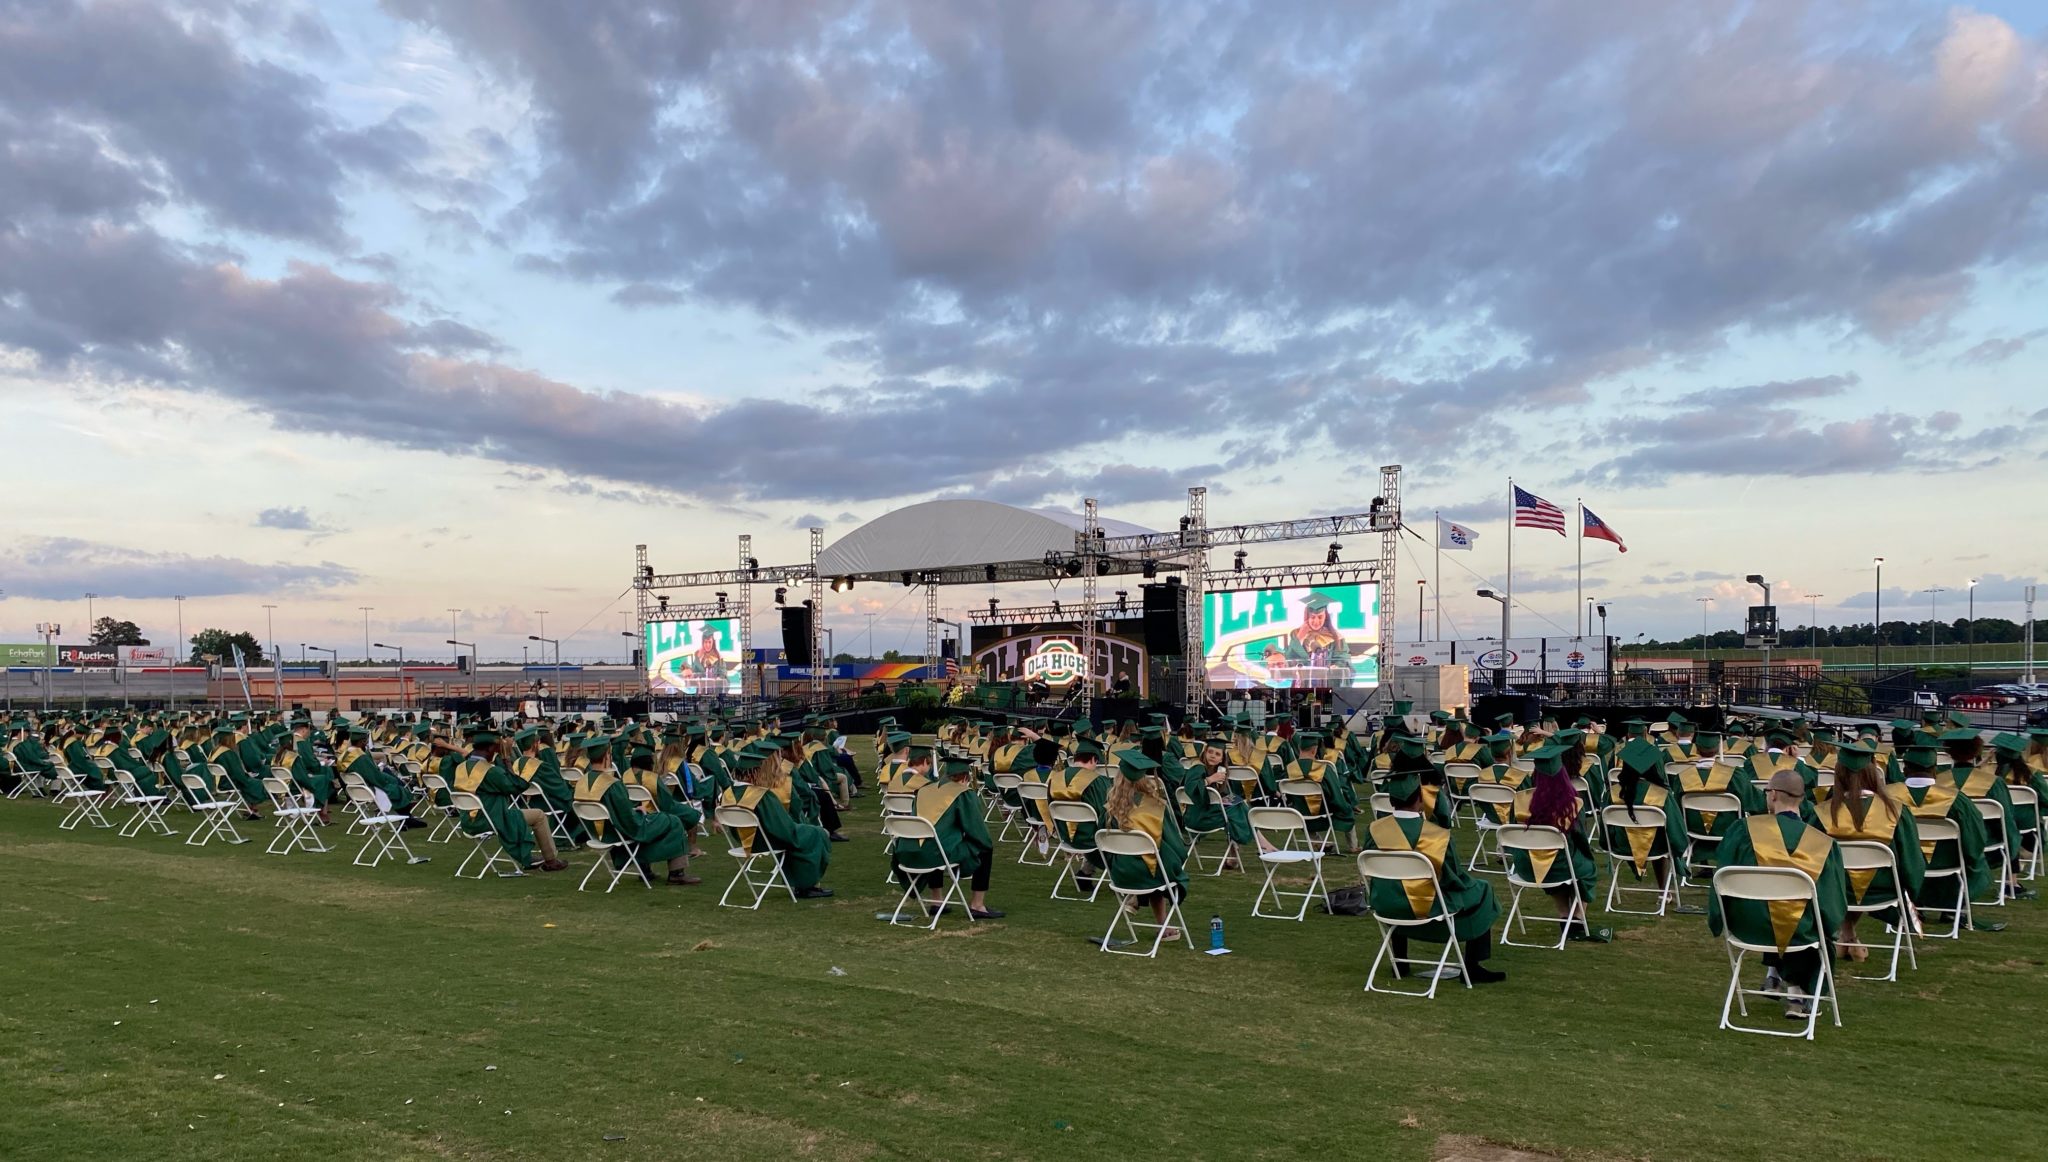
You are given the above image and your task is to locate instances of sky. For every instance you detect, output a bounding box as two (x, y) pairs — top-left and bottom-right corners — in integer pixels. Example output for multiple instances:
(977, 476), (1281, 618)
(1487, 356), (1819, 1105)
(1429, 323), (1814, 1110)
(2, 0), (2047, 664)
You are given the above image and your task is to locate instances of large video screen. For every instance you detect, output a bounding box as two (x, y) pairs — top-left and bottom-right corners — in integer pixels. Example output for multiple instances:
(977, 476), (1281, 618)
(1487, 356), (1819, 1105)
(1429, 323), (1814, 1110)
(969, 620), (1150, 695)
(646, 619), (742, 696)
(1202, 582), (1379, 689)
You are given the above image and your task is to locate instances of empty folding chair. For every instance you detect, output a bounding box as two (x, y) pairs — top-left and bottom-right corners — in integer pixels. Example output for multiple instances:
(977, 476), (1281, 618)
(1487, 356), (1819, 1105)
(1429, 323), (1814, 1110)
(1358, 849), (1470, 999)
(713, 803), (797, 909)
(1092, 828), (1192, 957)
(1368, 792), (1396, 820)
(346, 783), (429, 868)
(1835, 839), (1915, 982)
(112, 769), (176, 838)
(179, 772), (247, 846)
(338, 771), (373, 835)
(1599, 803), (1676, 916)
(262, 776), (328, 855)
(1276, 777), (1338, 855)
(420, 773), (461, 843)
(447, 790), (522, 878)
(1975, 798), (2012, 907)
(1465, 783), (1516, 875)
(572, 801), (649, 891)
(54, 768), (112, 831)
(1710, 865), (1842, 1040)
(1442, 763), (1484, 823)
(990, 773), (1024, 841)
(1914, 816), (1972, 939)
(1048, 800), (1107, 902)
(1496, 824), (1583, 950)
(1249, 805), (1326, 921)
(1014, 781), (1056, 866)
(882, 814), (972, 930)
(2008, 784), (2043, 880)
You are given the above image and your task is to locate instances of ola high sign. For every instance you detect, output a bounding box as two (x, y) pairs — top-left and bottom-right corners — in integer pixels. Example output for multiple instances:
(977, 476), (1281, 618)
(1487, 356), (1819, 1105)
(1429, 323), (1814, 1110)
(1021, 639), (1087, 686)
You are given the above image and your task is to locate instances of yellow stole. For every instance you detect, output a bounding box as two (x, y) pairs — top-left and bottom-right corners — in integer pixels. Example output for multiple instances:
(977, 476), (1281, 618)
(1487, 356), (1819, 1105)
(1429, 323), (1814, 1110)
(453, 757), (492, 794)
(1820, 793), (1903, 902)
(514, 756), (545, 784)
(914, 782), (970, 825)
(1506, 789), (1562, 880)
(1367, 815), (1450, 917)
(620, 768), (661, 811)
(1051, 768), (1101, 801)
(1748, 751), (1795, 781)
(991, 742), (1027, 774)
(1664, 742), (1695, 763)
(1284, 758), (1332, 814)
(1444, 741), (1485, 764)
(334, 746), (363, 776)
(878, 759), (907, 788)
(1619, 785), (1670, 874)
(1744, 816), (1834, 951)
(1677, 764), (1734, 832)
(721, 785), (768, 850)
(1958, 767), (1999, 799)
(1903, 782), (1958, 859)
(1121, 795), (1167, 874)
(575, 771), (617, 837)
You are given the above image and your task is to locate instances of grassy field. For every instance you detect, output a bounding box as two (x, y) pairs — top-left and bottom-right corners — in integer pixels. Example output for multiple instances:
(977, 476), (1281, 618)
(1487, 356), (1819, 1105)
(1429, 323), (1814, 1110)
(7, 745), (2048, 1161)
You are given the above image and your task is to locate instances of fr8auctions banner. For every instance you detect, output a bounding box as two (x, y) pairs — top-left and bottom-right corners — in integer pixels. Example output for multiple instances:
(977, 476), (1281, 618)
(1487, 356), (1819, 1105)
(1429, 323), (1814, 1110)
(58, 645), (118, 667)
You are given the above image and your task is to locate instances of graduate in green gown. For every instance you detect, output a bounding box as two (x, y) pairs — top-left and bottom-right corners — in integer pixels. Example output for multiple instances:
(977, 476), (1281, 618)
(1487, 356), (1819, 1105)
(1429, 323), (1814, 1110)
(576, 739), (696, 884)
(449, 730), (567, 872)
(1605, 734), (1689, 901)
(1176, 735), (1256, 859)
(512, 727), (587, 845)
(1102, 752), (1190, 934)
(1941, 728), (2024, 902)
(284, 719), (338, 808)
(1813, 741), (1925, 961)
(1360, 771), (1505, 983)
(206, 725), (267, 812)
(1708, 771), (1848, 1016)
(1994, 733), (2048, 892)
(891, 756), (1003, 918)
(1274, 729), (1358, 849)
(1384, 729), (1455, 828)
(719, 747), (834, 897)
(1511, 743), (1608, 941)
(1894, 744), (1995, 929)
(1048, 742), (1112, 869)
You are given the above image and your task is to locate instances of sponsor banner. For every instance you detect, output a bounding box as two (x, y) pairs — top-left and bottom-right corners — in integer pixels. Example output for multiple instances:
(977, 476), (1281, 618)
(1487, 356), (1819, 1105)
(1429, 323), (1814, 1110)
(1202, 582), (1381, 689)
(1392, 641), (1456, 668)
(58, 645), (118, 668)
(118, 645), (171, 666)
(1459, 637), (1546, 673)
(0, 642), (54, 666)
(773, 663), (935, 681)
(1541, 637), (1608, 679)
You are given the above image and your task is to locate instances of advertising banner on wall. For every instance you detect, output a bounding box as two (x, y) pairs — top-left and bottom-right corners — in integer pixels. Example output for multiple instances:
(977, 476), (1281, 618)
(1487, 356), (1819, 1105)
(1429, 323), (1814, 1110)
(1202, 582), (1381, 689)
(1390, 641), (1456, 667)
(1539, 637), (1608, 680)
(1, 643), (55, 667)
(118, 646), (171, 666)
(58, 645), (118, 668)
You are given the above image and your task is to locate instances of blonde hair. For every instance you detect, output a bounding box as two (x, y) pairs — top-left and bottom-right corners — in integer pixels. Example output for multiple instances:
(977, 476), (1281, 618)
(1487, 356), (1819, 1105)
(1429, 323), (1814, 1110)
(754, 752), (791, 794)
(1105, 773), (1163, 827)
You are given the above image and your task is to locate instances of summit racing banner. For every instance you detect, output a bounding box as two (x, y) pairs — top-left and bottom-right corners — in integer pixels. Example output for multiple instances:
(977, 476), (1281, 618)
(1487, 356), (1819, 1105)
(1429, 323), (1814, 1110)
(645, 619), (743, 696)
(1202, 582), (1380, 689)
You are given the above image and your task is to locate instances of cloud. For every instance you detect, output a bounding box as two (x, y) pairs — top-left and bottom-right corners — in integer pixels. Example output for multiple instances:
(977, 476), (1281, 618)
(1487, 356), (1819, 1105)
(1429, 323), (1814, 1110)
(1952, 328), (2048, 367)
(0, 537), (358, 599)
(787, 513), (826, 530)
(254, 506), (318, 531)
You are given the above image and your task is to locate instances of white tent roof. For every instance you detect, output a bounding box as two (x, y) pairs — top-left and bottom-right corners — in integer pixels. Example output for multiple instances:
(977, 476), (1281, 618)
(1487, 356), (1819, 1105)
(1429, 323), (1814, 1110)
(814, 500), (1155, 578)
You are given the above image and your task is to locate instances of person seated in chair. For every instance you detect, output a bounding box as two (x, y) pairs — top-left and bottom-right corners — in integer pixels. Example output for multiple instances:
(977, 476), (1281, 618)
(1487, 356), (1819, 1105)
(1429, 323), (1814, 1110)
(1815, 740), (1924, 961)
(1513, 743), (1609, 942)
(1994, 733), (2047, 896)
(577, 737), (697, 885)
(1361, 771), (1505, 983)
(1895, 743), (1998, 930)
(1102, 752), (1190, 940)
(450, 730), (568, 872)
(891, 755), (1003, 919)
(721, 746), (834, 898)
(1178, 734), (1258, 865)
(1605, 732), (1690, 908)
(1708, 771), (1848, 1021)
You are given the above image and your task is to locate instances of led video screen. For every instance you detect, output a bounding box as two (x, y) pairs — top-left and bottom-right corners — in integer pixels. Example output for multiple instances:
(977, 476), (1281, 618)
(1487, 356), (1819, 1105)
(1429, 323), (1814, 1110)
(1202, 582), (1379, 689)
(646, 619), (742, 696)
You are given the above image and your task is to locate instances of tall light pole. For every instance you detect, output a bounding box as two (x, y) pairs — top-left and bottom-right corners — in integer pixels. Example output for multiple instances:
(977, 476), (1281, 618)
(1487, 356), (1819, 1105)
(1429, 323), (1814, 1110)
(85, 593), (97, 636)
(1418, 579), (1427, 640)
(358, 606), (374, 663)
(262, 604), (281, 708)
(1966, 579), (1977, 674)
(1873, 557), (1884, 677)
(447, 609), (463, 649)
(1923, 586), (1946, 663)
(174, 595), (186, 663)
(1695, 597), (1713, 646)
(1745, 574), (1772, 703)
(448, 638), (477, 699)
(1476, 589), (1509, 690)
(1808, 594), (1822, 653)
(533, 610), (548, 641)
(374, 642), (406, 709)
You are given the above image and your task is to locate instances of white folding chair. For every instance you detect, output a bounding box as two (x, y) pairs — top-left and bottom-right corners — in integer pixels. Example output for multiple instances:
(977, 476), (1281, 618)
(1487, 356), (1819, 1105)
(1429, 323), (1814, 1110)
(1226, 766), (1267, 807)
(1249, 805), (1326, 921)
(54, 768), (112, 831)
(1599, 803), (1676, 916)
(1497, 824), (1584, 950)
(572, 801), (649, 891)
(989, 774), (1024, 841)
(1177, 786), (1239, 876)
(713, 804), (797, 909)
(337, 771), (375, 835)
(1014, 782), (1057, 866)
(1276, 777), (1339, 854)
(1048, 800), (1107, 901)
(1836, 839), (1916, 982)
(2009, 784), (2043, 880)
(179, 772), (247, 846)
(421, 773), (461, 843)
(524, 782), (578, 850)
(1678, 792), (1744, 887)
(1914, 816), (1972, 939)
(1367, 792), (1396, 820)
(111, 769), (176, 838)
(346, 783), (429, 868)
(1711, 865), (1842, 1040)
(1442, 762), (1484, 823)
(262, 776), (328, 855)
(1092, 828), (1192, 957)
(882, 815), (972, 929)
(447, 790), (523, 878)
(1358, 849), (1471, 999)
(1975, 798), (2011, 906)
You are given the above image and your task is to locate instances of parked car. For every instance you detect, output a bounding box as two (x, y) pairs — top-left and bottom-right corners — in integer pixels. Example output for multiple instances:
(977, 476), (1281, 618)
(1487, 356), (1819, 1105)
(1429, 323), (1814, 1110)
(2018, 683), (2048, 700)
(1967, 687), (2017, 705)
(1907, 690), (1941, 711)
(1950, 693), (2001, 711)
(2030, 707), (2048, 727)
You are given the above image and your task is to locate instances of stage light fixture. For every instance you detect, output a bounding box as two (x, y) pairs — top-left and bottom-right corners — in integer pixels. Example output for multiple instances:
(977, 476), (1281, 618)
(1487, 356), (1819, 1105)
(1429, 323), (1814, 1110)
(1063, 558), (1084, 577)
(901, 571), (914, 586)
(1052, 600), (1062, 615)
(1178, 516), (1192, 531)
(773, 587), (788, 606)
(746, 557), (760, 576)
(714, 591), (727, 613)
(1233, 550), (1247, 573)
(1142, 560), (1158, 579)
(987, 598), (999, 616)
(1096, 559), (1111, 575)
(831, 577), (855, 592)
(984, 564), (998, 582)
(657, 594), (671, 610)
(1326, 542), (1342, 565)
(1115, 590), (1129, 612)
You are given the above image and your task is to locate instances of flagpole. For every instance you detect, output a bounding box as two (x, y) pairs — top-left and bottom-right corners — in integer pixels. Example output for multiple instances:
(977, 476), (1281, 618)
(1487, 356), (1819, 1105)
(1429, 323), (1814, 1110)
(1576, 498), (1583, 637)
(1505, 478), (1514, 647)
(1434, 509), (1442, 641)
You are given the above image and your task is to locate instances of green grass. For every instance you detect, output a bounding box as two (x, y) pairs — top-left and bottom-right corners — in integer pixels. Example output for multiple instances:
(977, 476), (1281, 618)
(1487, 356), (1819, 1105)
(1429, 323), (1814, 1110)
(7, 746), (2048, 1161)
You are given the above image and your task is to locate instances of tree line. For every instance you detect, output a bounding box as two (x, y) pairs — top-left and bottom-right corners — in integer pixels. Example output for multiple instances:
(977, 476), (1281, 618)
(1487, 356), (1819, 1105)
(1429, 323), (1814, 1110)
(1632, 618), (2047, 651)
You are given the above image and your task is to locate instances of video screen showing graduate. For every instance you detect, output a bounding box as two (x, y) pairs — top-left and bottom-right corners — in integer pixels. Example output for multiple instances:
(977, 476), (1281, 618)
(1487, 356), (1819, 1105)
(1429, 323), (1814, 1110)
(646, 619), (742, 696)
(1202, 582), (1380, 689)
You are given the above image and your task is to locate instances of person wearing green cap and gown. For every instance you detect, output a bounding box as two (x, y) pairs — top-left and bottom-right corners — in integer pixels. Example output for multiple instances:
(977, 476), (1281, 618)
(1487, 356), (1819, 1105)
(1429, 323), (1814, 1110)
(892, 756), (1004, 919)
(109, 727), (164, 798)
(8, 720), (58, 789)
(1102, 752), (1191, 934)
(1275, 591), (1355, 685)
(1939, 728), (2022, 902)
(1362, 770), (1506, 983)
(1994, 733), (2048, 888)
(511, 727), (587, 847)
(284, 719), (338, 809)
(1049, 741), (1112, 877)
(450, 731), (568, 872)
(63, 727), (107, 791)
(206, 726), (267, 815)
(1384, 731), (1455, 828)
(720, 746), (834, 897)
(576, 738), (697, 884)
(1813, 740), (1925, 963)
(1671, 731), (1764, 858)
(1708, 770), (1848, 1020)
(1894, 744), (1995, 929)
(1273, 729), (1359, 849)
(1605, 735), (1688, 905)
(1179, 735), (1257, 861)
(1509, 742), (1609, 941)
(1740, 729), (1806, 793)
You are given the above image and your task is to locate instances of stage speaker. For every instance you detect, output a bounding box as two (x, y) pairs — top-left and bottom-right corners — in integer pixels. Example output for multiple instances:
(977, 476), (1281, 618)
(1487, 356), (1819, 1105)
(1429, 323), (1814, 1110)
(941, 638), (958, 660)
(608, 699), (649, 720)
(1141, 583), (1185, 655)
(782, 606), (814, 666)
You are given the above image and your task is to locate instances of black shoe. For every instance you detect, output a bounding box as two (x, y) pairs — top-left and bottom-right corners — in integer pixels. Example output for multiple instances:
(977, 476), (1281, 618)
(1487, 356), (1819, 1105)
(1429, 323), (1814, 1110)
(968, 907), (1006, 920)
(828, 831), (850, 843)
(1466, 963), (1508, 985)
(1568, 926), (1614, 943)
(401, 817), (427, 831)
(796, 886), (836, 899)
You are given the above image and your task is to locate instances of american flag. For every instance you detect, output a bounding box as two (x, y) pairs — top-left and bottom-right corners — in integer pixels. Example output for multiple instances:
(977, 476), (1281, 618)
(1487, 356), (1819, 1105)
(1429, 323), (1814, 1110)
(1512, 486), (1566, 535)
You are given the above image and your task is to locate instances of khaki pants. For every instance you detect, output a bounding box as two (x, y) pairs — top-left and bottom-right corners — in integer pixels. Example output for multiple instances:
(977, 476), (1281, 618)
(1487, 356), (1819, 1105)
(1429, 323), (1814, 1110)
(520, 808), (560, 862)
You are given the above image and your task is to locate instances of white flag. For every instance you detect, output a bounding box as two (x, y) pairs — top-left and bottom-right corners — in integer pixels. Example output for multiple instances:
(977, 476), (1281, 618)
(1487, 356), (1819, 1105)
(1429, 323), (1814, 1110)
(1439, 518), (1479, 551)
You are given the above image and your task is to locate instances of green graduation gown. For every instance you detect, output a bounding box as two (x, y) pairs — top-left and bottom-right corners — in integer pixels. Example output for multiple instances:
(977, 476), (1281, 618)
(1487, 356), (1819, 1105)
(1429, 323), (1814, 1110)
(1708, 814), (1848, 975)
(1603, 778), (1688, 881)
(1899, 779), (1993, 909)
(721, 785), (831, 891)
(1175, 764), (1253, 845)
(580, 770), (687, 872)
(1815, 789), (1926, 923)
(208, 741), (266, 805)
(1360, 813), (1499, 942)
(1104, 791), (1189, 897)
(337, 744), (414, 812)
(890, 781), (994, 890)
(450, 755), (541, 866)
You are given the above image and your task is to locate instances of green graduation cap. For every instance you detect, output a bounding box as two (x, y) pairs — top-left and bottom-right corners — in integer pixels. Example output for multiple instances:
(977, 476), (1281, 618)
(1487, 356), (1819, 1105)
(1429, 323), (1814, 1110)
(885, 730), (912, 749)
(1525, 741), (1567, 764)
(1116, 751), (1160, 779)
(941, 756), (974, 778)
(1938, 728), (1980, 743)
(1992, 733), (2026, 756)
(1300, 592), (1336, 612)
(1901, 745), (1940, 769)
(1619, 737), (1665, 774)
(1381, 770), (1421, 802)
